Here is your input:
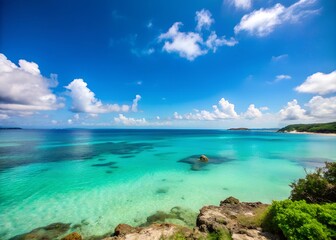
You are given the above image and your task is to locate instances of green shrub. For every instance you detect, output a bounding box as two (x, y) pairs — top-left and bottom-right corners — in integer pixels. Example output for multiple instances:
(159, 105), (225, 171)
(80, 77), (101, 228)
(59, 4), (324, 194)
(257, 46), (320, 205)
(263, 200), (336, 240)
(290, 162), (336, 203)
(206, 228), (232, 240)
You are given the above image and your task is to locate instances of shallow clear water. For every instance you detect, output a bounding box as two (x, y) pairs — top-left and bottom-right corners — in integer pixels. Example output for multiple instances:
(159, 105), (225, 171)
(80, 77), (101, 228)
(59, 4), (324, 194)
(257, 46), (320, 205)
(0, 129), (335, 239)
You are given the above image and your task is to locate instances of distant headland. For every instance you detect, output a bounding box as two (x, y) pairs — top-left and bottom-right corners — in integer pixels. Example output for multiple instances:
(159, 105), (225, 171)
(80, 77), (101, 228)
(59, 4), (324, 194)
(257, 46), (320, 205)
(0, 127), (22, 130)
(278, 121), (336, 134)
(228, 128), (250, 131)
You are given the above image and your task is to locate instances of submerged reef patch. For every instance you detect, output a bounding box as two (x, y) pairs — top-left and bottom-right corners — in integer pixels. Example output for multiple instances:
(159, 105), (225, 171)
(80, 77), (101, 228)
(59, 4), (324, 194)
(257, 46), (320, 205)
(155, 187), (169, 194)
(91, 161), (116, 167)
(140, 206), (197, 228)
(9, 222), (70, 240)
(178, 155), (234, 171)
(0, 141), (154, 171)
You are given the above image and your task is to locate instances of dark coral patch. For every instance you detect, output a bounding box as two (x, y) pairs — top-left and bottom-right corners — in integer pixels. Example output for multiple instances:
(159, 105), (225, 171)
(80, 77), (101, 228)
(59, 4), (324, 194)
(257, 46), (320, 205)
(178, 155), (234, 171)
(91, 162), (116, 167)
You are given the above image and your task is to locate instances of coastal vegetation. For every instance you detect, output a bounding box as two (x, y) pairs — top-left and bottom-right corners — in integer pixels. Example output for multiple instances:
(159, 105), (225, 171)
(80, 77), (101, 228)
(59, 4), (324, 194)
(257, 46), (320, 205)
(277, 122), (336, 134)
(262, 162), (336, 240)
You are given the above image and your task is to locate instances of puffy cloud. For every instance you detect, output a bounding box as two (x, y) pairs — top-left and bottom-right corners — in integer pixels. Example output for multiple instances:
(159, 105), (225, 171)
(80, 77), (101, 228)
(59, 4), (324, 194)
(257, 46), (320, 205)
(213, 98), (239, 119)
(234, 0), (318, 37)
(227, 0), (252, 10)
(175, 98), (238, 121)
(65, 79), (140, 114)
(295, 70), (336, 95)
(131, 94), (141, 112)
(0, 53), (63, 112)
(243, 104), (262, 119)
(306, 96), (336, 119)
(174, 112), (183, 120)
(159, 22), (206, 61)
(159, 10), (237, 61)
(195, 9), (214, 31)
(279, 99), (307, 120)
(114, 114), (147, 126)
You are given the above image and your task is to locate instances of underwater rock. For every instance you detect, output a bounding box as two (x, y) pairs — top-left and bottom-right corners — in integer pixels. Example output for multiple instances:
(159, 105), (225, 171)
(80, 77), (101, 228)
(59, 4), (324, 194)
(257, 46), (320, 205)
(61, 232), (82, 240)
(113, 224), (139, 236)
(120, 155), (134, 159)
(91, 162), (116, 167)
(141, 206), (197, 228)
(155, 187), (169, 194)
(200, 155), (209, 162)
(178, 155), (234, 171)
(9, 222), (70, 240)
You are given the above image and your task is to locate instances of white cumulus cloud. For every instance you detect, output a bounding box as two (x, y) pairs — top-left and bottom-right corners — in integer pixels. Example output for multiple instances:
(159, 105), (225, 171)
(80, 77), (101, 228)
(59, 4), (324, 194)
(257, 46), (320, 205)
(234, 0), (318, 37)
(279, 99), (307, 120)
(114, 114), (147, 126)
(131, 94), (142, 112)
(159, 22), (206, 61)
(0, 53), (63, 113)
(195, 9), (214, 31)
(174, 98), (238, 121)
(295, 70), (336, 95)
(306, 96), (336, 119)
(65, 79), (140, 114)
(159, 10), (237, 61)
(243, 104), (262, 119)
(227, 0), (252, 10)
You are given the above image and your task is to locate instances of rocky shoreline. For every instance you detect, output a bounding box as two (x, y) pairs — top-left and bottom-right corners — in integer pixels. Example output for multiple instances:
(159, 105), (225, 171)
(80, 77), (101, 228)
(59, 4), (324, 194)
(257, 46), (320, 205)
(10, 197), (281, 240)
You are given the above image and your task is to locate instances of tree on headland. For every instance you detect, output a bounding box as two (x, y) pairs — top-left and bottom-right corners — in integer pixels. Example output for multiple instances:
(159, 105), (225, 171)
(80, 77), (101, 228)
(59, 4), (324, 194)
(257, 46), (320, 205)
(289, 162), (336, 203)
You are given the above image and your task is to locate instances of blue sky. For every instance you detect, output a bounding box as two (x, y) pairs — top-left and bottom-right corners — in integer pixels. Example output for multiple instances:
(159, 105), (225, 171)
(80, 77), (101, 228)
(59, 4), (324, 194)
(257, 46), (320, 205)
(0, 0), (335, 128)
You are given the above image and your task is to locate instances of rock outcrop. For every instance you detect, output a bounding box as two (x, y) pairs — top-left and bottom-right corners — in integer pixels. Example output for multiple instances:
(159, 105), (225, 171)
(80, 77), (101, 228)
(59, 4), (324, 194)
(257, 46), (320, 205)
(199, 155), (209, 162)
(61, 232), (83, 240)
(197, 197), (279, 240)
(9, 197), (281, 240)
(106, 197), (280, 240)
(103, 223), (202, 240)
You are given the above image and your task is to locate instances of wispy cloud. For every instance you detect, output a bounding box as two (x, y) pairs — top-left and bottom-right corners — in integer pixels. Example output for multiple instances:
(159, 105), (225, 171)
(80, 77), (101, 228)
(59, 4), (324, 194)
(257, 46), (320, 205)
(234, 0), (319, 37)
(272, 54), (288, 62)
(268, 74), (292, 84)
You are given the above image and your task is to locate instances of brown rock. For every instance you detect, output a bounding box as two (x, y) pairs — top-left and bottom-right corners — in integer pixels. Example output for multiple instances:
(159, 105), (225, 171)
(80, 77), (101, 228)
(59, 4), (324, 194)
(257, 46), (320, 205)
(196, 197), (280, 240)
(61, 232), (82, 240)
(220, 196), (240, 205)
(113, 224), (138, 236)
(199, 155), (209, 162)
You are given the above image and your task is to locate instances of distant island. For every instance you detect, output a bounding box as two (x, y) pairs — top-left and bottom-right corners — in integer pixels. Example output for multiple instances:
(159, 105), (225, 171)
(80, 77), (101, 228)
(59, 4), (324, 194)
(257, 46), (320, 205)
(228, 128), (249, 131)
(278, 121), (336, 134)
(0, 127), (22, 130)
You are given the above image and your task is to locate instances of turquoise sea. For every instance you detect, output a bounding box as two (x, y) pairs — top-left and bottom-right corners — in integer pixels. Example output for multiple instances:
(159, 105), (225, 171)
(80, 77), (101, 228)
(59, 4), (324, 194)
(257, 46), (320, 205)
(0, 129), (335, 239)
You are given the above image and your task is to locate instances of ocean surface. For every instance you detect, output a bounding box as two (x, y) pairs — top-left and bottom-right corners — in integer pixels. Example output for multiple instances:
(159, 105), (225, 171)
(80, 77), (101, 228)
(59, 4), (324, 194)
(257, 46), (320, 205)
(0, 129), (335, 239)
